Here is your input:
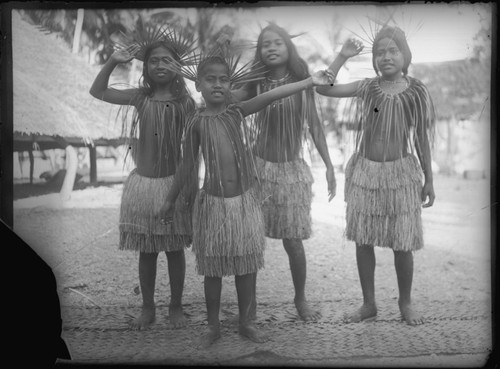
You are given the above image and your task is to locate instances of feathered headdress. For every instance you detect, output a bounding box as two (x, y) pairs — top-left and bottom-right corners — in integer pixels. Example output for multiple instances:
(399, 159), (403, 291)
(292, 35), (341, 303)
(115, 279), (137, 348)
(110, 17), (198, 62)
(162, 26), (266, 88)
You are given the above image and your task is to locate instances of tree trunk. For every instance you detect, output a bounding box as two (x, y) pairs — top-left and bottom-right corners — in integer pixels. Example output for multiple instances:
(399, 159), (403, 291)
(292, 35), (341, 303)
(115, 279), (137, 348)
(72, 9), (84, 54)
(60, 145), (78, 201)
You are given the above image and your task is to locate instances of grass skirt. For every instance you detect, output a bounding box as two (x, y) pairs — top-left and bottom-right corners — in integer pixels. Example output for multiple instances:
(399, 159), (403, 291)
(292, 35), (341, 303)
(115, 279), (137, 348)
(119, 169), (192, 253)
(344, 153), (424, 251)
(192, 187), (265, 277)
(255, 156), (313, 240)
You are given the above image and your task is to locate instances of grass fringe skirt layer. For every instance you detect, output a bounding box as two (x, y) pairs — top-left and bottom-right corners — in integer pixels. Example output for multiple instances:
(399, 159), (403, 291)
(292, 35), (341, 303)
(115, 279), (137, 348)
(119, 169), (192, 253)
(192, 188), (265, 277)
(255, 156), (313, 240)
(345, 153), (424, 251)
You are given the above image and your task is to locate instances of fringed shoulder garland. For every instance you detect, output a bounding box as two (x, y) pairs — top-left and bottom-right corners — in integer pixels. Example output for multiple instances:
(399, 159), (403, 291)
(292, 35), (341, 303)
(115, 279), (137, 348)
(250, 74), (316, 162)
(347, 76), (436, 162)
(183, 104), (258, 197)
(119, 89), (196, 177)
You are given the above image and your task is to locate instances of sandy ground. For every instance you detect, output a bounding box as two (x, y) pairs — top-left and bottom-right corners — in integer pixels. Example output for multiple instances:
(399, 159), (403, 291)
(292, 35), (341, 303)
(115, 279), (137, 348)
(11, 165), (492, 365)
(12, 165), (491, 307)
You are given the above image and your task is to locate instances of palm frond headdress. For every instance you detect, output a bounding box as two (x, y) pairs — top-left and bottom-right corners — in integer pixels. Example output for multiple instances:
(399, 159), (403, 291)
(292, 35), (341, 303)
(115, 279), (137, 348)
(341, 7), (423, 66)
(110, 17), (197, 62)
(340, 10), (436, 165)
(162, 27), (266, 88)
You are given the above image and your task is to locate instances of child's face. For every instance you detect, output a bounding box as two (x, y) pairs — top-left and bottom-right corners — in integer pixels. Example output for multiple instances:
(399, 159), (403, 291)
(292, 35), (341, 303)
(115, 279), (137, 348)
(146, 47), (176, 85)
(195, 63), (231, 106)
(374, 38), (405, 78)
(260, 30), (289, 68)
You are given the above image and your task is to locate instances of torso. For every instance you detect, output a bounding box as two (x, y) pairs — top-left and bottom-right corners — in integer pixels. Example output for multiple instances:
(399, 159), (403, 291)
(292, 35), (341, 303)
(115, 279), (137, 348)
(192, 105), (255, 198)
(357, 76), (412, 162)
(252, 74), (304, 162)
(132, 93), (193, 178)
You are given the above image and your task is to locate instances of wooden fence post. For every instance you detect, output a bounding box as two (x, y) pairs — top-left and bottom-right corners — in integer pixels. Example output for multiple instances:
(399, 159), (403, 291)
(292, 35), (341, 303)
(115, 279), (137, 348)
(60, 145), (78, 201)
(28, 149), (34, 184)
(89, 145), (97, 185)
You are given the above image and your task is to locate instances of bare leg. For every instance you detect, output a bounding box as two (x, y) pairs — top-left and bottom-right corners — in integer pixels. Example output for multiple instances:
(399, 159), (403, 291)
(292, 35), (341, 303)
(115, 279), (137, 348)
(249, 272), (257, 321)
(394, 250), (424, 325)
(236, 273), (269, 343)
(283, 239), (321, 321)
(347, 244), (377, 323)
(230, 272), (257, 325)
(166, 249), (187, 328)
(129, 252), (158, 330)
(199, 276), (222, 348)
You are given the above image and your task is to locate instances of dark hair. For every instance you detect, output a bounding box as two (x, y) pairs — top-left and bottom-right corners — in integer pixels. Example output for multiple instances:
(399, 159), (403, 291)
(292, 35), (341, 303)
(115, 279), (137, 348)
(140, 41), (190, 98)
(196, 56), (230, 79)
(372, 26), (412, 76)
(253, 23), (310, 80)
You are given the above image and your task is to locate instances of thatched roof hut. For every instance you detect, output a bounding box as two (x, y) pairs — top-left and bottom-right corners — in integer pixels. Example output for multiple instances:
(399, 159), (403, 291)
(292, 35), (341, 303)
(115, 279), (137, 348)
(12, 10), (125, 152)
(409, 58), (490, 121)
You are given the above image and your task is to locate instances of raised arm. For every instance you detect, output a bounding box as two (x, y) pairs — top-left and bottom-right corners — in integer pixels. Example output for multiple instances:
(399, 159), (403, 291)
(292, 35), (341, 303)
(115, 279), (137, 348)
(316, 38), (364, 98)
(240, 72), (329, 116)
(89, 45), (140, 105)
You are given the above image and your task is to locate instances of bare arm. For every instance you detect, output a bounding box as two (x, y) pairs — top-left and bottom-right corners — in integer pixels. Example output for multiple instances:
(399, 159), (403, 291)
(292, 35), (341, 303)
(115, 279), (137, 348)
(239, 77), (311, 116)
(415, 123), (435, 208)
(306, 94), (336, 200)
(167, 127), (200, 204)
(316, 38), (364, 98)
(240, 72), (330, 116)
(89, 45), (140, 105)
(157, 124), (201, 223)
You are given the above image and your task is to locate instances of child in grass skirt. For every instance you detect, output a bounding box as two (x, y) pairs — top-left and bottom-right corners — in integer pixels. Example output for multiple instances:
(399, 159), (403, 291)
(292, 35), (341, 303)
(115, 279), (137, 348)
(90, 26), (197, 330)
(159, 47), (331, 347)
(317, 26), (436, 325)
(232, 23), (337, 322)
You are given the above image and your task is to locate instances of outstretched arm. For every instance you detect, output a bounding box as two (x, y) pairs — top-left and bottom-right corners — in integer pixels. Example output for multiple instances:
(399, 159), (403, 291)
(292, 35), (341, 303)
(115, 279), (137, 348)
(239, 72), (329, 116)
(307, 94), (336, 201)
(89, 45), (140, 105)
(316, 38), (363, 98)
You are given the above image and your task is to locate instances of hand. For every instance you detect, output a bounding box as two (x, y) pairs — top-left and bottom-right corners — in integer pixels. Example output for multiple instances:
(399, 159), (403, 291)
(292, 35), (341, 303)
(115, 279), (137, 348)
(311, 70), (333, 86)
(340, 38), (364, 58)
(158, 200), (175, 225)
(110, 44), (140, 64)
(421, 181), (435, 208)
(326, 166), (337, 202)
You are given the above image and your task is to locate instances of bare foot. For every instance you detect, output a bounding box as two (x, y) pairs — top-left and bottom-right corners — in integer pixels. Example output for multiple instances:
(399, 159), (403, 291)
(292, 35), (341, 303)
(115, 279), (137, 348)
(239, 323), (269, 343)
(345, 303), (377, 323)
(169, 305), (187, 329)
(399, 302), (425, 325)
(128, 306), (155, 330)
(198, 325), (221, 349)
(295, 299), (321, 321)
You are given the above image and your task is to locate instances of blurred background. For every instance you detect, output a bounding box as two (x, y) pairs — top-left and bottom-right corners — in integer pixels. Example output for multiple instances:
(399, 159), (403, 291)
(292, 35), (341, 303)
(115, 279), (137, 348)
(11, 3), (493, 199)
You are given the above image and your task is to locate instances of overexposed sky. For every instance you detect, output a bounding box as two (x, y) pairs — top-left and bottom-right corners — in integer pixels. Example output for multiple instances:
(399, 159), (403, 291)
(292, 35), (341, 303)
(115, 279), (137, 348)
(244, 3), (491, 63)
(174, 3), (491, 64)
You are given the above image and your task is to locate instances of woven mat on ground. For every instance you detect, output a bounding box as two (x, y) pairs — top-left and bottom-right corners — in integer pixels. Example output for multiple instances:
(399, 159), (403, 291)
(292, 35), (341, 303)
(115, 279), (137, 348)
(61, 299), (492, 365)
